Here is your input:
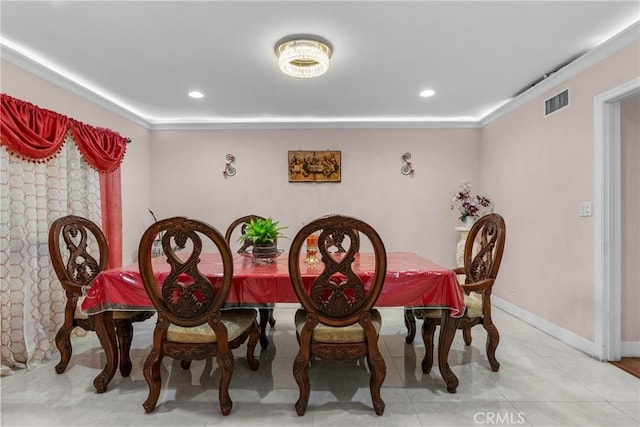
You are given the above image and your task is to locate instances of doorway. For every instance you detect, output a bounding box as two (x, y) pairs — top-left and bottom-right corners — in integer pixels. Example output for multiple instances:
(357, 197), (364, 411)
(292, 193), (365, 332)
(594, 78), (640, 361)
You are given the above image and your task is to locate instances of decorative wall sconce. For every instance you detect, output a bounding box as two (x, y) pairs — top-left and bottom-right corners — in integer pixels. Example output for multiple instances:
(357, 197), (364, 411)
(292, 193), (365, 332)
(401, 152), (414, 176)
(223, 154), (236, 178)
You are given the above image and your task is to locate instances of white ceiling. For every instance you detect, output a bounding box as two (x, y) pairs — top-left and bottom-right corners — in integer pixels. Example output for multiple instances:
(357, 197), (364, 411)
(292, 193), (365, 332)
(1, 1), (639, 129)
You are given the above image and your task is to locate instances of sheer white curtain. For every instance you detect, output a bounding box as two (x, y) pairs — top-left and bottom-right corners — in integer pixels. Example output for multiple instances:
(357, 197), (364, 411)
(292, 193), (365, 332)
(0, 137), (101, 374)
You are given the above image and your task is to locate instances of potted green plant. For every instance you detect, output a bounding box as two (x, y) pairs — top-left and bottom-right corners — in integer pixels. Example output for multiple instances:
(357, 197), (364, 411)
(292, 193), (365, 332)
(238, 217), (287, 256)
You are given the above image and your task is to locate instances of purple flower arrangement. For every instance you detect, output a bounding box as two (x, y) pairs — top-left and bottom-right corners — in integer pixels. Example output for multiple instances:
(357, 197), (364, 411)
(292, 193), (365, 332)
(450, 180), (492, 223)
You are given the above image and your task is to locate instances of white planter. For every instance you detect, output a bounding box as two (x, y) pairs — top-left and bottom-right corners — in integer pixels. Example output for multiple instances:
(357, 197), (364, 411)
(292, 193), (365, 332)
(151, 240), (163, 258)
(462, 216), (476, 227)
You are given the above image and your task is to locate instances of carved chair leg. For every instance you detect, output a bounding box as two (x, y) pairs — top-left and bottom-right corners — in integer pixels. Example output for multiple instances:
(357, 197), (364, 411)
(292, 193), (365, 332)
(246, 321), (260, 371)
(55, 297), (79, 374)
(420, 318), (437, 374)
(483, 321), (500, 372)
(366, 343), (386, 415)
(292, 349), (311, 416)
(216, 350), (234, 416)
(437, 312), (460, 393)
(142, 348), (164, 413)
(114, 319), (134, 377)
(462, 325), (473, 345)
(54, 321), (74, 374)
(92, 312), (118, 393)
(404, 309), (416, 344)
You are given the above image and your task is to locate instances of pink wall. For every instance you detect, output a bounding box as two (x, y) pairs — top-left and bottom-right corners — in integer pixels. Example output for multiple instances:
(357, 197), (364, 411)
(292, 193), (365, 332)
(0, 60), (153, 261)
(148, 128), (481, 266)
(0, 59), (482, 265)
(3, 39), (638, 349)
(480, 42), (640, 341)
(621, 94), (639, 343)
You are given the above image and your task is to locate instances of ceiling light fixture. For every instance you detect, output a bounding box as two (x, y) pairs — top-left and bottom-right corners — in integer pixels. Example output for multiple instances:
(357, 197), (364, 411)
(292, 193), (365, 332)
(275, 35), (332, 79)
(420, 89), (436, 98)
(188, 91), (204, 99)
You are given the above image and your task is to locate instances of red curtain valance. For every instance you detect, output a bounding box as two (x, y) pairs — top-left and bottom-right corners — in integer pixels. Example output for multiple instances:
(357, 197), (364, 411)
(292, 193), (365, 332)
(0, 94), (127, 173)
(70, 120), (127, 173)
(0, 93), (69, 162)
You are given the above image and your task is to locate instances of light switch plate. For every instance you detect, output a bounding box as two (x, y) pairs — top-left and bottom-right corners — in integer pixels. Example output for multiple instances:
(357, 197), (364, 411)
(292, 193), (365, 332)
(579, 201), (592, 217)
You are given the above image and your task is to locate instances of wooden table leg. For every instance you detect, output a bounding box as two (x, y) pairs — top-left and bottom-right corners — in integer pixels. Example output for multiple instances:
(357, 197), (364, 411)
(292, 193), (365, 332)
(115, 319), (133, 377)
(92, 312), (118, 393)
(438, 310), (459, 393)
(258, 308), (270, 348)
(404, 308), (417, 344)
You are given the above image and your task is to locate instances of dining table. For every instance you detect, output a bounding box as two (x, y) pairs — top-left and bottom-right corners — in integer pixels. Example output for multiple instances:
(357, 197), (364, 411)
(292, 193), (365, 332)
(81, 251), (465, 394)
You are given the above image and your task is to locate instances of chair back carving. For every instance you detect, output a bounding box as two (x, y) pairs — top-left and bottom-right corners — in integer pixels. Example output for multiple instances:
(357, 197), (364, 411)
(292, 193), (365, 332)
(462, 213), (506, 287)
(224, 214), (266, 254)
(139, 216), (233, 328)
(225, 214), (277, 348)
(48, 215), (108, 295)
(323, 228), (360, 254)
(289, 214), (386, 327)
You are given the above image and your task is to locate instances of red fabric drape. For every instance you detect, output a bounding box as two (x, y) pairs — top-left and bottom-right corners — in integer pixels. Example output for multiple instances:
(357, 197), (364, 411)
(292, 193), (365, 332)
(70, 120), (127, 173)
(100, 169), (123, 268)
(0, 94), (69, 161)
(0, 94), (128, 172)
(70, 119), (127, 267)
(1, 94), (126, 267)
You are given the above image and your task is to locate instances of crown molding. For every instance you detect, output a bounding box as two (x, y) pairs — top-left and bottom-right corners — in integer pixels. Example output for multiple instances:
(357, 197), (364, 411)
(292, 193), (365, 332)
(1, 43), (150, 129)
(0, 42), (480, 130)
(148, 120), (481, 131)
(480, 21), (640, 127)
(3, 20), (638, 131)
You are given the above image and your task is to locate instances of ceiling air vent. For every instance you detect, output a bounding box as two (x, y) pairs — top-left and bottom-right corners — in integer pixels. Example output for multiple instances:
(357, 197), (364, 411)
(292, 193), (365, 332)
(544, 89), (569, 116)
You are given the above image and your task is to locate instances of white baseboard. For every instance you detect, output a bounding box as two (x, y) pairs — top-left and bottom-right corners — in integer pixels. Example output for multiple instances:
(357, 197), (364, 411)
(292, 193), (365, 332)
(622, 342), (640, 357)
(492, 296), (599, 358)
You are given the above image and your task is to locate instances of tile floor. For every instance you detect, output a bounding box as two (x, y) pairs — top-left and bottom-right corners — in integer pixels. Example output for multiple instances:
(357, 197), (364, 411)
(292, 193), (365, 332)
(1, 306), (638, 427)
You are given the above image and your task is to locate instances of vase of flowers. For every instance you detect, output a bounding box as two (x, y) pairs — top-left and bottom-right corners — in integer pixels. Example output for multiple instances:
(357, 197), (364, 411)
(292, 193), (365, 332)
(450, 180), (492, 226)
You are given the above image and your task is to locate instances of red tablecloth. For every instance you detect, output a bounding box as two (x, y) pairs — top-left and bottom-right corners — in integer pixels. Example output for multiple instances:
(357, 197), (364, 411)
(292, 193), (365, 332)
(82, 252), (464, 317)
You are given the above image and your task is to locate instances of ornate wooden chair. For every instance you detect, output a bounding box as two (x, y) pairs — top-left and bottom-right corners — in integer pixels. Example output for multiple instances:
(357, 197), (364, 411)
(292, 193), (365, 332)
(225, 214), (276, 348)
(139, 216), (260, 415)
(413, 213), (506, 373)
(48, 215), (151, 375)
(322, 228), (359, 253)
(288, 214), (387, 416)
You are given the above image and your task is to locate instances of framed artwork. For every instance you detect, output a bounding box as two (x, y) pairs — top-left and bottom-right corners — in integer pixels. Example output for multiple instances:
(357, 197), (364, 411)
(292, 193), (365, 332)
(288, 150), (341, 182)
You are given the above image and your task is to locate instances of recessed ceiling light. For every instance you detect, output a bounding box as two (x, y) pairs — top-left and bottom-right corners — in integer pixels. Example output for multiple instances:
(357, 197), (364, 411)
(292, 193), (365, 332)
(420, 89), (436, 98)
(188, 91), (204, 99)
